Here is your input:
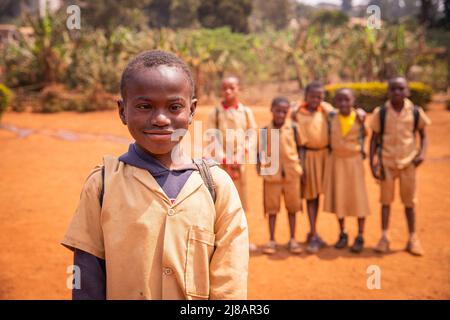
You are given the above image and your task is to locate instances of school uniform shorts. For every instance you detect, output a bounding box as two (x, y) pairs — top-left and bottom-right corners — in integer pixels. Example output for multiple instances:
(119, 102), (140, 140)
(380, 163), (417, 208)
(263, 178), (302, 214)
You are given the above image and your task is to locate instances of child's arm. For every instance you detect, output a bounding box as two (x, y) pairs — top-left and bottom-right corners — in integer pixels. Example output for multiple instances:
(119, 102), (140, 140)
(413, 107), (431, 167)
(61, 167), (106, 299)
(73, 249), (106, 300)
(209, 168), (249, 300)
(413, 128), (428, 167)
(369, 133), (381, 179)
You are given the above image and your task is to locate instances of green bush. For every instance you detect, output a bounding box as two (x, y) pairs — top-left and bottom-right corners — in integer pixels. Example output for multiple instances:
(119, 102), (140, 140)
(0, 84), (12, 120)
(325, 82), (433, 112)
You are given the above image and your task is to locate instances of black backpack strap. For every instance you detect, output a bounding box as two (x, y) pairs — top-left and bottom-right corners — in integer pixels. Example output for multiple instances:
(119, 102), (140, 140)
(358, 121), (366, 159)
(413, 105), (420, 133)
(99, 165), (105, 207)
(377, 106), (387, 179)
(193, 158), (217, 203)
(327, 110), (337, 152)
(291, 122), (301, 157)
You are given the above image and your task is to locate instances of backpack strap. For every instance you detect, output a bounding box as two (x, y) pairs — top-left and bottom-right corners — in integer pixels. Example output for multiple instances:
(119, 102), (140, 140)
(193, 158), (217, 203)
(98, 155), (118, 208)
(327, 110), (337, 152)
(413, 105), (420, 133)
(99, 165), (105, 207)
(358, 120), (366, 159)
(291, 122), (301, 158)
(215, 106), (219, 129)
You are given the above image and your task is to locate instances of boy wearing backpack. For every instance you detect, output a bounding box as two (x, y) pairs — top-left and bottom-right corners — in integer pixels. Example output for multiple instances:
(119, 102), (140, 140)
(258, 97), (303, 255)
(369, 77), (430, 256)
(61, 50), (249, 299)
(206, 75), (258, 251)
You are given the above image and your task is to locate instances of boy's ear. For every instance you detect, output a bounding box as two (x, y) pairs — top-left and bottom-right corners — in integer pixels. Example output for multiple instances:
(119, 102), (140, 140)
(118, 100), (127, 125)
(189, 98), (198, 124)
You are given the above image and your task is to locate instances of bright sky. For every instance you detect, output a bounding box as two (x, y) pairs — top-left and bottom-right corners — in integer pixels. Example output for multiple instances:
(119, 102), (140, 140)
(299, 0), (369, 5)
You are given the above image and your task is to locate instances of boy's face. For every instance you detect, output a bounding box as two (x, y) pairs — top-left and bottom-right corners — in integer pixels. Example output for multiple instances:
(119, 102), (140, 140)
(334, 90), (354, 116)
(221, 77), (240, 104)
(388, 78), (408, 105)
(118, 65), (196, 156)
(305, 88), (325, 109)
(271, 102), (290, 127)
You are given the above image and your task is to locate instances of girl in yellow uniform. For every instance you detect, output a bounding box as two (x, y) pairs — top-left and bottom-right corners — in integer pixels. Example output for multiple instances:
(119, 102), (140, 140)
(323, 88), (370, 253)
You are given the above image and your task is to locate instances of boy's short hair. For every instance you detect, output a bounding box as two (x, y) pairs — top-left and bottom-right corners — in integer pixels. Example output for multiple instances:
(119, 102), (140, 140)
(388, 76), (408, 88)
(271, 96), (290, 107)
(120, 50), (195, 99)
(335, 87), (354, 96)
(305, 81), (324, 95)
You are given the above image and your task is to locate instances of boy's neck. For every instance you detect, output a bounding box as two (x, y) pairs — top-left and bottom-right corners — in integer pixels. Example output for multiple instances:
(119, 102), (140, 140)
(223, 98), (239, 107)
(136, 143), (189, 170)
(390, 99), (405, 112)
(272, 120), (284, 129)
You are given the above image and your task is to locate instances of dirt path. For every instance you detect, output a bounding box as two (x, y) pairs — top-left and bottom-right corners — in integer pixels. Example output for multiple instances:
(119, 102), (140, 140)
(0, 103), (449, 299)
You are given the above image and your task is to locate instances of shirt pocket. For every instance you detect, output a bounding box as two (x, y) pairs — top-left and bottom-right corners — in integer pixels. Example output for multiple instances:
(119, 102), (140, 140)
(185, 225), (215, 299)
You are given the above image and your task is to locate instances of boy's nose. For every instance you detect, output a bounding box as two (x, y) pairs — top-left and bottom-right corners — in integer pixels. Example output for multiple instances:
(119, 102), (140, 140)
(151, 112), (171, 126)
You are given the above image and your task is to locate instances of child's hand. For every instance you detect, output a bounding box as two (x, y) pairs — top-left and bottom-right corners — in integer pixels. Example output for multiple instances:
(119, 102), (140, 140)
(356, 108), (367, 123)
(371, 163), (381, 180)
(413, 155), (425, 167)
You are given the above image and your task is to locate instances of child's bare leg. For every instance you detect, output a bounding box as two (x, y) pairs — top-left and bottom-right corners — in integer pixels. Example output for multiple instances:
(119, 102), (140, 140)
(307, 197), (319, 236)
(375, 205), (391, 253)
(268, 214), (277, 241)
(288, 212), (296, 239)
(404, 207), (416, 235)
(405, 206), (424, 255)
(338, 218), (345, 234)
(381, 205), (390, 233)
(357, 217), (365, 235)
(263, 214), (278, 255)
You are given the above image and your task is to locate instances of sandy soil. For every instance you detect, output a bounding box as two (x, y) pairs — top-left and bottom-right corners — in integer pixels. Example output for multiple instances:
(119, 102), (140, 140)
(0, 101), (449, 299)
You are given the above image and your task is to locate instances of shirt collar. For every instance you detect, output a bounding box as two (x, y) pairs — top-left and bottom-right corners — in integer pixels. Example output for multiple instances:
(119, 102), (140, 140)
(221, 101), (240, 110)
(119, 143), (194, 176)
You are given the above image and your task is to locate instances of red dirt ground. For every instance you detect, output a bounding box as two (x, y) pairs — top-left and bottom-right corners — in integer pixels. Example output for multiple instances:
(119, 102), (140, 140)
(0, 101), (449, 299)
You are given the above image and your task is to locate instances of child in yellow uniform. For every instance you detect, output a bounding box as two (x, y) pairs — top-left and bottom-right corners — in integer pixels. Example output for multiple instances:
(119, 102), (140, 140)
(293, 81), (334, 253)
(323, 88), (370, 253)
(370, 77), (431, 256)
(206, 76), (258, 251)
(258, 97), (303, 255)
(61, 50), (249, 300)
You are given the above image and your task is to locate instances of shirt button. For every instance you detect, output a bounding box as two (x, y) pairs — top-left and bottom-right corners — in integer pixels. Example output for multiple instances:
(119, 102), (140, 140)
(163, 267), (173, 275)
(168, 208), (175, 216)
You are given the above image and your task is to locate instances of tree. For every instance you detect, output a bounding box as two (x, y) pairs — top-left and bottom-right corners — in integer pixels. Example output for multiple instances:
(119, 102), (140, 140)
(197, 0), (252, 33)
(341, 0), (352, 13)
(419, 0), (440, 27)
(169, 0), (201, 28)
(70, 0), (151, 34)
(250, 0), (292, 31)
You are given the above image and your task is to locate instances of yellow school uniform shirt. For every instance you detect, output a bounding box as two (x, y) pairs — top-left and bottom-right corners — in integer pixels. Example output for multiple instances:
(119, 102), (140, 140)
(62, 156), (249, 300)
(338, 111), (356, 137)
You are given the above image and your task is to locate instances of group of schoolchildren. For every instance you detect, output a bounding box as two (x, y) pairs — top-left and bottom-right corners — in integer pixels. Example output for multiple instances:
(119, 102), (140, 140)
(61, 50), (431, 300)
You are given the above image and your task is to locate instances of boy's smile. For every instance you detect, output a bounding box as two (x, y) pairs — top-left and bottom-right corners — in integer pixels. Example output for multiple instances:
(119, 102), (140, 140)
(305, 88), (325, 110)
(334, 89), (354, 116)
(118, 65), (197, 163)
(271, 102), (290, 128)
(388, 78), (408, 107)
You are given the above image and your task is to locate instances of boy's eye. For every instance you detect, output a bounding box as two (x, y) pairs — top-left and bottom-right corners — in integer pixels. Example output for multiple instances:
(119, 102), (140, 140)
(169, 104), (184, 112)
(136, 104), (152, 110)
